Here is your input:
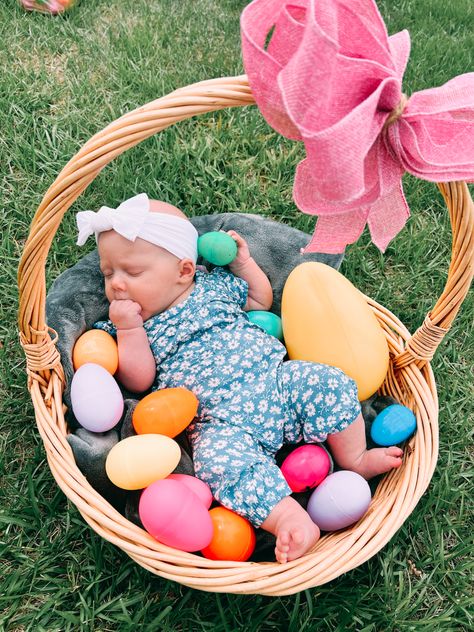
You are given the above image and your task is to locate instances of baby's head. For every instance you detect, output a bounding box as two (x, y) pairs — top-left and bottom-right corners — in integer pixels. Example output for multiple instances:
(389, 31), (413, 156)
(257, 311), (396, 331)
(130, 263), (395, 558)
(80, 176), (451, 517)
(76, 194), (197, 320)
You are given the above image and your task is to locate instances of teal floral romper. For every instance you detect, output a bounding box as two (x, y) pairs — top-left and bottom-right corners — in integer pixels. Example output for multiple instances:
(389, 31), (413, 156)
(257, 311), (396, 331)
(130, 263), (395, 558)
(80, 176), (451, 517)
(96, 268), (360, 526)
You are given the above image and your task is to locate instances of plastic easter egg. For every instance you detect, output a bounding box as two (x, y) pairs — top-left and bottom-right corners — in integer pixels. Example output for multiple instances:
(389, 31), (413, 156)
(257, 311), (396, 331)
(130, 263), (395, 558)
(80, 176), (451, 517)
(139, 479), (214, 551)
(132, 388), (199, 437)
(282, 262), (389, 401)
(307, 471), (371, 531)
(247, 311), (283, 340)
(371, 404), (417, 446)
(71, 363), (123, 432)
(197, 231), (238, 266)
(201, 506), (256, 561)
(167, 474), (213, 509)
(73, 329), (119, 375)
(105, 434), (181, 490)
(281, 445), (331, 492)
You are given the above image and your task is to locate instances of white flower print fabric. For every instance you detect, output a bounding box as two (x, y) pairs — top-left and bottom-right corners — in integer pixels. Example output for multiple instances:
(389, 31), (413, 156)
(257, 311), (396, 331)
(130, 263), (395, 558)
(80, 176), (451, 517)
(95, 267), (360, 526)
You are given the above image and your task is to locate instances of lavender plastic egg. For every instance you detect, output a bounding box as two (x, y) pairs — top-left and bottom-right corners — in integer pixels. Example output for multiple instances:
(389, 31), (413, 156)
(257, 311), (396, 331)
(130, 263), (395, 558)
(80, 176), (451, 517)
(307, 470), (371, 531)
(71, 363), (124, 432)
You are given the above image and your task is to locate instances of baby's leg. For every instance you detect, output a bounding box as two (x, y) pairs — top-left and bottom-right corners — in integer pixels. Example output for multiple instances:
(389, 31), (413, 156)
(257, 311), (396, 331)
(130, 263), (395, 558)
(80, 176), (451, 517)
(326, 413), (403, 479)
(189, 421), (319, 563)
(282, 361), (403, 479)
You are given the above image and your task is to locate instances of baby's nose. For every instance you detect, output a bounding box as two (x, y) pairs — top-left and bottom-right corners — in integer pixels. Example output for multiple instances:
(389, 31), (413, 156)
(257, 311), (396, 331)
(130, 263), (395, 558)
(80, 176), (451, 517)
(110, 273), (127, 292)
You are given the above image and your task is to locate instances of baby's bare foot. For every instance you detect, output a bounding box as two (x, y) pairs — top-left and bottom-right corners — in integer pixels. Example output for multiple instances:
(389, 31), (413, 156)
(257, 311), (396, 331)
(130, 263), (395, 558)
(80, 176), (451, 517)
(352, 446), (403, 480)
(275, 514), (320, 563)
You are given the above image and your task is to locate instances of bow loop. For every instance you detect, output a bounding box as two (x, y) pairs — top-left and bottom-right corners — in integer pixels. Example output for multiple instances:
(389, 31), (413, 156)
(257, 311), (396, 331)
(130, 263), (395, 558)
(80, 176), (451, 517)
(76, 193), (150, 246)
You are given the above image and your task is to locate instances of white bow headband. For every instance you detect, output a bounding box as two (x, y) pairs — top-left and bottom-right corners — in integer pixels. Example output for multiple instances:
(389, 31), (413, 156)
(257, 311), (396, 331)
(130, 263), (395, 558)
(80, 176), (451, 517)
(76, 193), (198, 262)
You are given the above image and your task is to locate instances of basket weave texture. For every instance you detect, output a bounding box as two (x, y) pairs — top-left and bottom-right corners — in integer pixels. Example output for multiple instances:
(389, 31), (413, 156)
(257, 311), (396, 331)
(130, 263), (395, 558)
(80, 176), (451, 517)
(17, 76), (474, 596)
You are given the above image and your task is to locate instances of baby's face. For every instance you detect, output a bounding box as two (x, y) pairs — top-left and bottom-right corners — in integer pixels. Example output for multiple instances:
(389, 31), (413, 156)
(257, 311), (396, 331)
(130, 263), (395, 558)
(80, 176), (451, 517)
(98, 230), (189, 320)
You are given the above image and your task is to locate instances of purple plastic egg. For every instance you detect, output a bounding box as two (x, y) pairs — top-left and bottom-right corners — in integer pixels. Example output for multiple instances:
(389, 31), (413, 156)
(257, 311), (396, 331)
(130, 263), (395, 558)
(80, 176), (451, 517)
(307, 470), (371, 531)
(71, 363), (124, 432)
(280, 444), (331, 492)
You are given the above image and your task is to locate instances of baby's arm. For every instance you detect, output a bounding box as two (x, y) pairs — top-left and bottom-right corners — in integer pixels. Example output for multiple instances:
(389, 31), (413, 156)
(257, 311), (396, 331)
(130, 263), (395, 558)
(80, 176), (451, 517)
(227, 230), (273, 311)
(109, 299), (156, 392)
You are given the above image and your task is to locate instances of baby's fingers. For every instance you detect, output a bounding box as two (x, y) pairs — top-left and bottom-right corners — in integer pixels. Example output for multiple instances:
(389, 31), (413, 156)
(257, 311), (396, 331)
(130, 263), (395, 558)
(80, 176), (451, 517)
(226, 230), (247, 247)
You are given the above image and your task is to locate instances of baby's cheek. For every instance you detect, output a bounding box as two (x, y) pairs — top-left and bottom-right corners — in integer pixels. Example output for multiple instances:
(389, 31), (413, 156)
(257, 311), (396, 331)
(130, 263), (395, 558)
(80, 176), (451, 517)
(104, 284), (114, 303)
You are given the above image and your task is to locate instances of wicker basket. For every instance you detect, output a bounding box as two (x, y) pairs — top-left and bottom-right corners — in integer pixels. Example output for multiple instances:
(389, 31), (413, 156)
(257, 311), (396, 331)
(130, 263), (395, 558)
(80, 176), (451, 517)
(17, 76), (474, 596)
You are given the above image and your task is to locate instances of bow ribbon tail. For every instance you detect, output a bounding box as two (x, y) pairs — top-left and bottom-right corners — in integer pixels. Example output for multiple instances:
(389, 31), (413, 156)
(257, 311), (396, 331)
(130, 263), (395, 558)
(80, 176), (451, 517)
(303, 207), (370, 254)
(367, 181), (410, 252)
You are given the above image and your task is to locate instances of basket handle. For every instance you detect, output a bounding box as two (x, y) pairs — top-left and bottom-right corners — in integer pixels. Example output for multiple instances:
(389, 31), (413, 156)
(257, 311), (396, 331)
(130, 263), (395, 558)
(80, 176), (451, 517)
(17, 75), (474, 375)
(393, 181), (474, 369)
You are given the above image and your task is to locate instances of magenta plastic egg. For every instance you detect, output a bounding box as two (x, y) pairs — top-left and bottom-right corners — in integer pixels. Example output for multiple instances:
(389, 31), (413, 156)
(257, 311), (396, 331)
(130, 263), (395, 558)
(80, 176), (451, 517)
(307, 470), (371, 531)
(70, 363), (123, 432)
(139, 479), (214, 551)
(280, 445), (331, 492)
(167, 474), (213, 509)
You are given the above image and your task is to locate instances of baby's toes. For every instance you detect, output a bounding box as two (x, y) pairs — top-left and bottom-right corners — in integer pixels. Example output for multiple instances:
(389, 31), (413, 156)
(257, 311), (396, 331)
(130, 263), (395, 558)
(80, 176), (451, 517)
(275, 531), (290, 564)
(386, 446), (404, 458)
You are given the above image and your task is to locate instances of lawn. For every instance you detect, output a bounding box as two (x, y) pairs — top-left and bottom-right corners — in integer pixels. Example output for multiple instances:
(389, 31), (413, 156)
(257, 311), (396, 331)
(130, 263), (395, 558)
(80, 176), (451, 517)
(1, 0), (473, 630)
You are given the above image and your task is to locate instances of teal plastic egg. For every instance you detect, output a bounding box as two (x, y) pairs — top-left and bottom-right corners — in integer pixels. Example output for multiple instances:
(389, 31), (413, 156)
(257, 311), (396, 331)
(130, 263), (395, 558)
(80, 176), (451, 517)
(197, 232), (237, 266)
(370, 404), (417, 446)
(247, 311), (283, 340)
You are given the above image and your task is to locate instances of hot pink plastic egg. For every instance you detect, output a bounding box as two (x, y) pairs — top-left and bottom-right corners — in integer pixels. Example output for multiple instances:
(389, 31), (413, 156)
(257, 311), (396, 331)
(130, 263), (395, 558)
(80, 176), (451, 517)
(167, 474), (213, 509)
(139, 479), (214, 551)
(280, 444), (331, 492)
(70, 363), (123, 432)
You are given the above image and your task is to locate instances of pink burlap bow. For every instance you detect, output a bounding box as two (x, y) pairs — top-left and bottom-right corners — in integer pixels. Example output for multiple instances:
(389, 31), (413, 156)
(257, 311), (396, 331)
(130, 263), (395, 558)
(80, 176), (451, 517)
(241, 0), (474, 253)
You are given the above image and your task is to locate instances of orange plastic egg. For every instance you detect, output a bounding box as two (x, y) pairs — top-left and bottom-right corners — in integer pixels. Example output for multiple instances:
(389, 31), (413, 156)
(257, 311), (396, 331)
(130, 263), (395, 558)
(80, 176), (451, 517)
(201, 506), (256, 561)
(132, 387), (199, 437)
(73, 329), (118, 375)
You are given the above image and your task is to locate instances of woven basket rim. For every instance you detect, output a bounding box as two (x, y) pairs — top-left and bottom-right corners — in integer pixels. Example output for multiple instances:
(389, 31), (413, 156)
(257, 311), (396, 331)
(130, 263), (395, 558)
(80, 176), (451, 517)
(17, 76), (474, 595)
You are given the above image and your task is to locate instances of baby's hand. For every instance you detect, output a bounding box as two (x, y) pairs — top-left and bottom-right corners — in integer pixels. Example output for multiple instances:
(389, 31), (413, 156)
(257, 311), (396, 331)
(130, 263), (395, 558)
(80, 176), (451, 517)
(227, 230), (251, 267)
(109, 299), (144, 330)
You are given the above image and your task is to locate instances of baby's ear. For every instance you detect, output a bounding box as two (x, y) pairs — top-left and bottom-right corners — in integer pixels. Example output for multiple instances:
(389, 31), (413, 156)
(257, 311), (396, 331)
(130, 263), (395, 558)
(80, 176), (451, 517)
(179, 258), (196, 280)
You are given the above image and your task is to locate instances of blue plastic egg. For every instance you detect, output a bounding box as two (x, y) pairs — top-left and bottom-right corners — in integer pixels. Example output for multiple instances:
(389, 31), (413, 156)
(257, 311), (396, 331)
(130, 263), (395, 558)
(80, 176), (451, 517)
(370, 404), (417, 446)
(247, 311), (283, 340)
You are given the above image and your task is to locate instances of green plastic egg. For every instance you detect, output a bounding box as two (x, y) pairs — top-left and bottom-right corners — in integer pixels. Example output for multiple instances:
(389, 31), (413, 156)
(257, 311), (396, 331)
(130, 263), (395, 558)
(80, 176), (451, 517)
(247, 311), (283, 340)
(197, 232), (238, 266)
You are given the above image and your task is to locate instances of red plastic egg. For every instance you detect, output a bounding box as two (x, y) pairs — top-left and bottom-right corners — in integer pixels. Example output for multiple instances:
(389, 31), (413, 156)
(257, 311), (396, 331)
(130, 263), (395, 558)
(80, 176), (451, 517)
(201, 507), (256, 561)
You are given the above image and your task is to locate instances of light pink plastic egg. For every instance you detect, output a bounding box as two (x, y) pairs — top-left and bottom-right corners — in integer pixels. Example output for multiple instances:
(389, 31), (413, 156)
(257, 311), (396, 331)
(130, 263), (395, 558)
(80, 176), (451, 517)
(139, 479), (214, 551)
(167, 474), (213, 509)
(71, 363), (123, 432)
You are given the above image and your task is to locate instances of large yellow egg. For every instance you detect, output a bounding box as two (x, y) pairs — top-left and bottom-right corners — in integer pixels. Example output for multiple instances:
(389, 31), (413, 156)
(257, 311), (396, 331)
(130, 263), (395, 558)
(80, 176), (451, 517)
(73, 329), (118, 375)
(281, 263), (389, 401)
(105, 434), (181, 490)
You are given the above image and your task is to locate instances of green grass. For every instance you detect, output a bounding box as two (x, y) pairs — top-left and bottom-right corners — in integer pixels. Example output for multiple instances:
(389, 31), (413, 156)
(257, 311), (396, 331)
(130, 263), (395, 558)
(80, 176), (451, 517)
(1, 0), (473, 629)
